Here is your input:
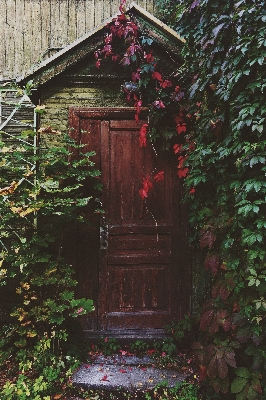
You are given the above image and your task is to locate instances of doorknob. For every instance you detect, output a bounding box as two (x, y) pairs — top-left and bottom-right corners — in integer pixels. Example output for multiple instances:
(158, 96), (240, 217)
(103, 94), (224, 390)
(100, 216), (108, 249)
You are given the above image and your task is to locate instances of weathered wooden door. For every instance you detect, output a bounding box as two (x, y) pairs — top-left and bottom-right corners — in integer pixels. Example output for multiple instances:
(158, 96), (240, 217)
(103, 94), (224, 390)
(69, 108), (190, 332)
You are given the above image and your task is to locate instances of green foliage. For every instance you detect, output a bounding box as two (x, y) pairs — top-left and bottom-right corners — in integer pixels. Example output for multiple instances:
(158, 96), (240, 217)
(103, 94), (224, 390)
(129, 339), (149, 354)
(97, 337), (122, 355)
(146, 381), (198, 400)
(0, 91), (100, 397)
(154, 0), (266, 398)
(165, 315), (194, 344)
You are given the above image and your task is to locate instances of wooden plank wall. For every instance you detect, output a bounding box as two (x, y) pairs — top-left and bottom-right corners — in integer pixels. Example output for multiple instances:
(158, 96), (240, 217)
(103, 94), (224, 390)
(0, 0), (155, 81)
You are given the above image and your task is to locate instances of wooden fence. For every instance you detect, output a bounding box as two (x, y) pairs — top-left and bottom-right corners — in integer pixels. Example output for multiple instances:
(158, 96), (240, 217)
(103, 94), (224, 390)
(0, 0), (155, 81)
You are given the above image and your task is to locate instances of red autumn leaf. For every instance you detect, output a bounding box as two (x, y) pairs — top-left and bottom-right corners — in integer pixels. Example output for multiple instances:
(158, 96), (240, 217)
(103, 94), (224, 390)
(204, 253), (220, 275)
(160, 79), (172, 88)
(207, 357), (218, 380)
(101, 375), (109, 381)
(38, 126), (60, 134)
(177, 155), (188, 170)
(144, 52), (154, 63)
(217, 358), (228, 379)
(139, 188), (148, 199)
(176, 123), (187, 134)
(53, 395), (63, 400)
(142, 176), (153, 192)
(152, 71), (163, 82)
(188, 142), (196, 151)
(252, 379), (262, 394)
(139, 123), (148, 147)
(199, 365), (207, 382)
(104, 34), (112, 44)
(119, 0), (127, 13)
(177, 168), (189, 178)
(219, 284), (231, 300)
(154, 171), (164, 182)
(112, 54), (121, 62)
(103, 44), (112, 56)
(173, 113), (183, 125)
(189, 187), (196, 194)
(121, 55), (131, 65)
(141, 367), (147, 371)
(173, 143), (183, 154)
(119, 369), (127, 373)
(134, 95), (142, 121)
(200, 229), (216, 249)
(224, 351), (236, 368)
(132, 70), (140, 82)
(200, 309), (214, 331)
(139, 176), (153, 199)
(128, 367), (133, 371)
(152, 100), (165, 109)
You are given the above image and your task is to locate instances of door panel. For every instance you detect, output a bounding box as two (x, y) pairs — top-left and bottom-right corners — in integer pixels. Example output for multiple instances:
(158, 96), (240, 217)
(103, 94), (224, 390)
(69, 107), (190, 332)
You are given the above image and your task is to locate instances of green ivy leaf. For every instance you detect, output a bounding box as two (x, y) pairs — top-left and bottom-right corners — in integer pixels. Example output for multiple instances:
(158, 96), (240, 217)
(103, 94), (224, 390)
(231, 377), (249, 394)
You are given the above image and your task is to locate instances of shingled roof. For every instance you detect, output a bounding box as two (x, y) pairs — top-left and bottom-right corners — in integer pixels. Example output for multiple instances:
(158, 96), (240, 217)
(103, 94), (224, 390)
(17, 2), (184, 88)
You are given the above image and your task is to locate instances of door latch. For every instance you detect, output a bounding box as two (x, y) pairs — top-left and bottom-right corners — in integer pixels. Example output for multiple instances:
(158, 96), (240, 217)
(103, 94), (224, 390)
(100, 216), (108, 249)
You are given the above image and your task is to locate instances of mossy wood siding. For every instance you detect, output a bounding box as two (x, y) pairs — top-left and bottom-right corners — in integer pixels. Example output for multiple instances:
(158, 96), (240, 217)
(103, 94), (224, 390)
(40, 80), (127, 134)
(0, 0), (155, 81)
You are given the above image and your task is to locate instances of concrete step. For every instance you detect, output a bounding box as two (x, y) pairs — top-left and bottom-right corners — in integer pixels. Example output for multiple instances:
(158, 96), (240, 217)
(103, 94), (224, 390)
(71, 353), (186, 395)
(84, 329), (171, 344)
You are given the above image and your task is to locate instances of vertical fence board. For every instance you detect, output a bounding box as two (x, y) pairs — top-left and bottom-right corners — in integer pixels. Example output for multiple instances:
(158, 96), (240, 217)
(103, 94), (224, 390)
(22, 0), (33, 77)
(31, 0), (42, 70)
(85, 0), (95, 32)
(40, 0), (51, 58)
(58, 0), (69, 47)
(50, 0), (60, 48)
(110, 0), (120, 17)
(67, 0), (77, 43)
(14, 0), (24, 79)
(0, 1), (7, 79)
(102, 0), (111, 21)
(76, 0), (87, 39)
(5, 0), (16, 79)
(94, 0), (104, 27)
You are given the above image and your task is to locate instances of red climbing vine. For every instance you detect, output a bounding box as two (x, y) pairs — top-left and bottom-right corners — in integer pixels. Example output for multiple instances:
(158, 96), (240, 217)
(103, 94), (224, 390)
(95, 1), (193, 198)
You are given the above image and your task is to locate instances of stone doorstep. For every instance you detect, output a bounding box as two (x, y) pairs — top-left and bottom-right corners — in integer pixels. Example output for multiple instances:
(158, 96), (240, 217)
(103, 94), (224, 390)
(71, 354), (186, 394)
(83, 329), (171, 342)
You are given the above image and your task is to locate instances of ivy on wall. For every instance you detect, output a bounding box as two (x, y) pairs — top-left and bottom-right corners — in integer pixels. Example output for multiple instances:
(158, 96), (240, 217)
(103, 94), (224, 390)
(158, 0), (266, 398)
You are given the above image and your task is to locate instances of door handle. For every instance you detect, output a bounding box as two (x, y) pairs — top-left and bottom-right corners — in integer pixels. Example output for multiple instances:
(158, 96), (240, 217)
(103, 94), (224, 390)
(100, 216), (108, 249)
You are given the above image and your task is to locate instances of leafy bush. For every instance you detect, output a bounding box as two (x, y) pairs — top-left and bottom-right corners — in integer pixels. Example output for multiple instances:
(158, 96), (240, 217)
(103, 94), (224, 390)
(0, 95), (100, 398)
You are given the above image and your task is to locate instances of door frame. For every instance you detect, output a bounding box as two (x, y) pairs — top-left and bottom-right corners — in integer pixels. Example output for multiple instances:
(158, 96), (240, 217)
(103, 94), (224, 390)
(68, 107), (191, 332)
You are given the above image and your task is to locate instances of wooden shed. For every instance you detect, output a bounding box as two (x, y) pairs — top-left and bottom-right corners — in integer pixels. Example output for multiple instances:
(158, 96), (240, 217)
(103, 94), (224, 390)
(17, 3), (191, 337)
